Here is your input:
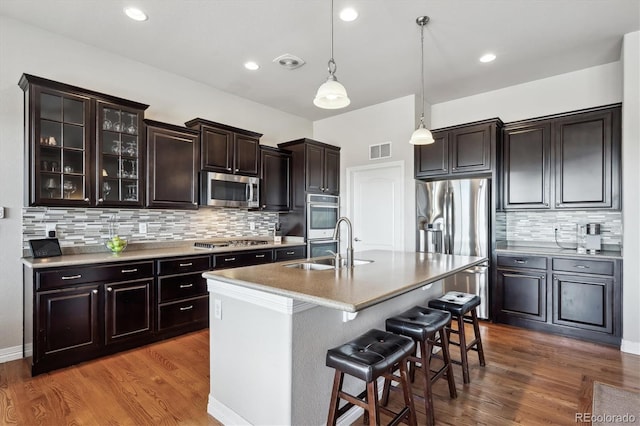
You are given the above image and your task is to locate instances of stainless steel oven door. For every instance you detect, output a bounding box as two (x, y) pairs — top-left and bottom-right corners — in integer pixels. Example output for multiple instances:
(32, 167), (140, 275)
(307, 194), (339, 240)
(307, 239), (339, 258)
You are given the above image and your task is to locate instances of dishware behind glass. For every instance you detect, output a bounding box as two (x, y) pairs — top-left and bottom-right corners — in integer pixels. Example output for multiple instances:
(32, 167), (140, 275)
(126, 141), (137, 156)
(103, 181), (112, 198)
(113, 110), (124, 132)
(44, 178), (58, 198)
(64, 165), (73, 173)
(63, 180), (77, 198)
(50, 161), (59, 172)
(126, 114), (137, 134)
(111, 141), (121, 154)
(103, 109), (113, 130)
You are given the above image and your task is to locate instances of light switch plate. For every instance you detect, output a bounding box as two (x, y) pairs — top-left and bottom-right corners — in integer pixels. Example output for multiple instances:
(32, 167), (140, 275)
(0, 207), (4, 219)
(45, 223), (56, 237)
(139, 222), (147, 234)
(214, 299), (222, 320)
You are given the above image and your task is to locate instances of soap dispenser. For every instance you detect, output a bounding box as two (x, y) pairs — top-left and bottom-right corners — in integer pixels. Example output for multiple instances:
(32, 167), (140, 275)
(273, 222), (282, 244)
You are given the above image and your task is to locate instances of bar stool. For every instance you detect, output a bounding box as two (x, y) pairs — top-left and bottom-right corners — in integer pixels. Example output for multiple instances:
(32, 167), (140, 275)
(428, 292), (486, 384)
(326, 329), (417, 426)
(383, 306), (457, 426)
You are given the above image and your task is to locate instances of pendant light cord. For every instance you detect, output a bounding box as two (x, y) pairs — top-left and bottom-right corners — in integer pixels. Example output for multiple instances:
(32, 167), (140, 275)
(419, 19), (425, 124)
(328, 0), (336, 75)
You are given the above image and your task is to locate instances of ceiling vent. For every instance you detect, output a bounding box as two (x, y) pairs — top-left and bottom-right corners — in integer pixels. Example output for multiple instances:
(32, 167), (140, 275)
(369, 142), (392, 160)
(273, 54), (306, 70)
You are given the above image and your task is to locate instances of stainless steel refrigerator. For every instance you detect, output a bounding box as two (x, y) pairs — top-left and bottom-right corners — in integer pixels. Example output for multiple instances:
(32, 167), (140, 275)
(416, 178), (490, 319)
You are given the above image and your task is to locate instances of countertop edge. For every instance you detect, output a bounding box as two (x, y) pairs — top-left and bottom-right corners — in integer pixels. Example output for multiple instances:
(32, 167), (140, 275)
(204, 256), (487, 312)
(494, 246), (623, 260)
(22, 241), (307, 269)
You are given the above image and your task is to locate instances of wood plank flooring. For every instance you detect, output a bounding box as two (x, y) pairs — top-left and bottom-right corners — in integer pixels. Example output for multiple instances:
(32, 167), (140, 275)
(1, 323), (638, 425)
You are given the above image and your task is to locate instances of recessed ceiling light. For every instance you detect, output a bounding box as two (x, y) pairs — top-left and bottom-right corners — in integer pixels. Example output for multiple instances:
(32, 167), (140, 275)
(244, 61), (260, 71)
(124, 7), (148, 21)
(479, 53), (496, 63)
(339, 8), (358, 22)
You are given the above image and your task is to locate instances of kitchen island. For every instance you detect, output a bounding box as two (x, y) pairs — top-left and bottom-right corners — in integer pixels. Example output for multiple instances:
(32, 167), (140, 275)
(204, 250), (485, 425)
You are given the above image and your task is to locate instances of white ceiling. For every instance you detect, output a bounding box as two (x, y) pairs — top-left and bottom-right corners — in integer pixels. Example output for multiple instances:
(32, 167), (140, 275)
(1, 0), (638, 121)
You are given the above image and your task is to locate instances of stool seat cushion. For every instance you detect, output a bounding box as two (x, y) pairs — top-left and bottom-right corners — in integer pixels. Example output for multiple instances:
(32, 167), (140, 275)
(326, 329), (415, 382)
(428, 292), (481, 316)
(385, 306), (452, 341)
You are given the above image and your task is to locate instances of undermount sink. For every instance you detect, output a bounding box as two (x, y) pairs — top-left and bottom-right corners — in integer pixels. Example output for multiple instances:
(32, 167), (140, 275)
(284, 258), (374, 270)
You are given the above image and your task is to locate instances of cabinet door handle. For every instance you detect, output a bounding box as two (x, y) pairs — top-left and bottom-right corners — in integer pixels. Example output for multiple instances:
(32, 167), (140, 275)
(179, 283), (193, 288)
(224, 257), (236, 262)
(514, 259), (527, 264)
(255, 254), (265, 258)
(98, 198), (104, 203)
(107, 287), (113, 292)
(235, 168), (239, 172)
(180, 305), (193, 311)
(575, 265), (590, 269)
(92, 289), (98, 294)
(121, 268), (138, 273)
(84, 198), (90, 202)
(179, 262), (193, 267)
(61, 274), (82, 280)
(226, 167), (232, 171)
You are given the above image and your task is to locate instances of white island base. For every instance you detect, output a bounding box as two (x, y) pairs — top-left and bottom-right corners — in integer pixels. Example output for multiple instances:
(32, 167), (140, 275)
(206, 278), (444, 425)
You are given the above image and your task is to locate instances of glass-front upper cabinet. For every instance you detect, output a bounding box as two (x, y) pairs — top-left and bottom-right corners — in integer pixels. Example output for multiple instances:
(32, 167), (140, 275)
(20, 74), (148, 207)
(96, 101), (144, 207)
(24, 83), (92, 206)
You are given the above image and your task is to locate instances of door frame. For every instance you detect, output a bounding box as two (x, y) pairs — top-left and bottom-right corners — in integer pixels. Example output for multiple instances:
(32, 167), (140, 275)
(345, 160), (406, 251)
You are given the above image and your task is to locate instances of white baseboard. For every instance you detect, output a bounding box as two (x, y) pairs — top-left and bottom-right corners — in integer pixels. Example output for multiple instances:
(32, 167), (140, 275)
(0, 343), (30, 364)
(208, 395), (252, 425)
(621, 339), (640, 355)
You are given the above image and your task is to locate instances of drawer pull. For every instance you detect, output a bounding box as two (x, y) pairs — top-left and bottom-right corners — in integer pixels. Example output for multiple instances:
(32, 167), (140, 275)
(514, 260), (527, 264)
(224, 257), (236, 262)
(121, 268), (138, 273)
(179, 262), (193, 267)
(255, 254), (265, 258)
(179, 283), (193, 289)
(575, 265), (590, 269)
(180, 305), (193, 311)
(286, 251), (295, 255)
(61, 274), (82, 280)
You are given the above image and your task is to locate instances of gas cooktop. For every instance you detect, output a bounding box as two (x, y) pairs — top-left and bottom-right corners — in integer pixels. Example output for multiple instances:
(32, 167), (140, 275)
(193, 239), (270, 249)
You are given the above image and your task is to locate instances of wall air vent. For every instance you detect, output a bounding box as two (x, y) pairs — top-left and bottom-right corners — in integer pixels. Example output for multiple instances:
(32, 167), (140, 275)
(369, 142), (392, 160)
(273, 54), (306, 70)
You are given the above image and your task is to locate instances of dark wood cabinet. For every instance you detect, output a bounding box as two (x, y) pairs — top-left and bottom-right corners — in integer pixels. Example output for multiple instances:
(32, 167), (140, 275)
(554, 107), (620, 209)
(501, 104), (621, 210)
(145, 120), (199, 209)
(493, 251), (621, 346)
(415, 118), (501, 179)
(104, 279), (153, 345)
(278, 138), (341, 200)
(19, 74), (149, 208)
(502, 122), (552, 209)
(185, 118), (262, 176)
(260, 146), (291, 211)
(156, 255), (210, 335)
(274, 246), (306, 261)
(36, 285), (100, 363)
(213, 249), (274, 269)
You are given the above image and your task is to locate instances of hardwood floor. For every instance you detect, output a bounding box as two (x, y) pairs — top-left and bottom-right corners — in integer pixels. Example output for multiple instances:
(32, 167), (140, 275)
(0, 323), (638, 425)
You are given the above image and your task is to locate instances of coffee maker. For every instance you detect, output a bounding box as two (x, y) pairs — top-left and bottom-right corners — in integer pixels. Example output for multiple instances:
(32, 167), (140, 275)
(585, 223), (602, 254)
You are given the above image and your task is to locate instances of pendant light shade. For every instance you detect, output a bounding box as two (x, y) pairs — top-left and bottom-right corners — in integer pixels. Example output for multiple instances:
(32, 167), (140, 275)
(314, 0), (350, 109)
(410, 15), (434, 145)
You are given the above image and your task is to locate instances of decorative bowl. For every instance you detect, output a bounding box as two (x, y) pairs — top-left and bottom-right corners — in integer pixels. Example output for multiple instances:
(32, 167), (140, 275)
(106, 236), (127, 254)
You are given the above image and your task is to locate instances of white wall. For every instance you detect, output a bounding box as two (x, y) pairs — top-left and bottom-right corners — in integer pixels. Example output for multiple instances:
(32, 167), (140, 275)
(313, 95), (417, 252)
(621, 31), (640, 354)
(431, 62), (622, 127)
(431, 51), (639, 354)
(0, 16), (312, 360)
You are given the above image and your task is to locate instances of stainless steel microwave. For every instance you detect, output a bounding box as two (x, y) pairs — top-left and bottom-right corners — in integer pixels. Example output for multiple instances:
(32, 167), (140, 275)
(200, 172), (259, 208)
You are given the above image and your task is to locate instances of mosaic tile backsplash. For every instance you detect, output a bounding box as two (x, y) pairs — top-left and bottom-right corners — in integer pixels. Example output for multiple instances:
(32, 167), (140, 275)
(496, 210), (622, 249)
(22, 207), (279, 250)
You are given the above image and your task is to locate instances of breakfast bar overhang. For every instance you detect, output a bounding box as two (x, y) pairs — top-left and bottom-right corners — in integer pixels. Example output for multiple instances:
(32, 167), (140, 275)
(204, 250), (486, 425)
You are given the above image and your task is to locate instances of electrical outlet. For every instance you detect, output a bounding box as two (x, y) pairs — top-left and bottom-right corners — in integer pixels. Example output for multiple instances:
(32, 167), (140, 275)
(0, 207), (5, 219)
(45, 223), (56, 238)
(139, 222), (148, 234)
(249, 222), (256, 231)
(553, 223), (560, 232)
(214, 299), (222, 320)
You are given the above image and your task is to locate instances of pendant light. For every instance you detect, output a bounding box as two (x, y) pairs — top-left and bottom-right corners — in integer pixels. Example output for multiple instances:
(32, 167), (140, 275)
(410, 16), (434, 145)
(314, 0), (350, 109)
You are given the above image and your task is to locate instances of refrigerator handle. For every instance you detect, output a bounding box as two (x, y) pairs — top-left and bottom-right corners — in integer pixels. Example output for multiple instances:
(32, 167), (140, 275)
(444, 189), (451, 254)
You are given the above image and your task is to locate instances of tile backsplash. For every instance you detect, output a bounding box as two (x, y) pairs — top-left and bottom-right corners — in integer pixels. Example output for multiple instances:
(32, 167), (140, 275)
(22, 207), (279, 250)
(496, 210), (622, 248)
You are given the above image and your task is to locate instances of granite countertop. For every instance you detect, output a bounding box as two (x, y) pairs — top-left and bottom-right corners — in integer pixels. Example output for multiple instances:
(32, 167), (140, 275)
(204, 250), (486, 312)
(22, 239), (306, 269)
(495, 242), (623, 260)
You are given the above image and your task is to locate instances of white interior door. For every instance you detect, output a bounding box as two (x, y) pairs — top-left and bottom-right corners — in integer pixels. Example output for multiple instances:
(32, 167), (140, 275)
(347, 162), (404, 252)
